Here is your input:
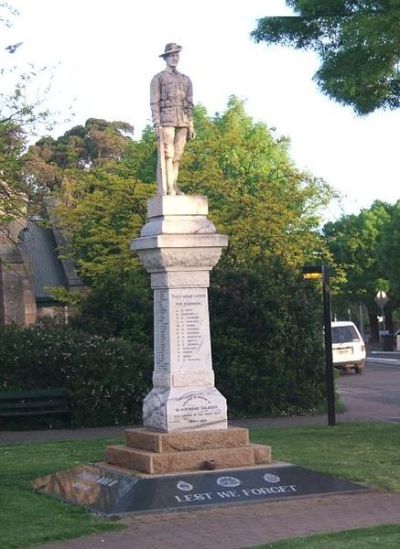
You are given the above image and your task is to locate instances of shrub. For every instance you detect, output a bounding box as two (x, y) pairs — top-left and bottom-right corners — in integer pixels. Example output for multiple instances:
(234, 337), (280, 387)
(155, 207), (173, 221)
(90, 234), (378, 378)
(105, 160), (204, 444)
(0, 324), (152, 427)
(0, 260), (327, 427)
(209, 264), (326, 417)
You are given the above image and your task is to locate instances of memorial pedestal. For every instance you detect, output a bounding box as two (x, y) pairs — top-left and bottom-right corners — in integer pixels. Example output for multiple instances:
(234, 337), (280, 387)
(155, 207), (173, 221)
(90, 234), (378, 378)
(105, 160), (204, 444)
(106, 427), (271, 474)
(132, 195), (228, 432)
(106, 195), (272, 474)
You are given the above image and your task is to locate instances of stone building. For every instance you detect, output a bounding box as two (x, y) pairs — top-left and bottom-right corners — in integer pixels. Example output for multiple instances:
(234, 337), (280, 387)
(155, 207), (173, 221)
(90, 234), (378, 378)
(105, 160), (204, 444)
(0, 211), (84, 326)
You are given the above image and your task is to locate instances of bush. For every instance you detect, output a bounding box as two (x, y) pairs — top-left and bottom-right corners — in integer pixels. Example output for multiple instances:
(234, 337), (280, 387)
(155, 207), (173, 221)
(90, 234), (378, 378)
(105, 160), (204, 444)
(0, 323), (152, 427)
(0, 260), (327, 428)
(209, 264), (326, 417)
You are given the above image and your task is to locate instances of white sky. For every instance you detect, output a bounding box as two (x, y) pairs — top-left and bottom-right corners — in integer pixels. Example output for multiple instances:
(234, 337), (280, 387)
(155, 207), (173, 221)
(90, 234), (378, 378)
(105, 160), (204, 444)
(3, 0), (400, 221)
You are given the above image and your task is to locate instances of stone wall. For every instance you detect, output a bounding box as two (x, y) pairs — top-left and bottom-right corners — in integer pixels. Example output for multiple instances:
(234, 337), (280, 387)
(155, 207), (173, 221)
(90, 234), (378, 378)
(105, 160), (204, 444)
(0, 218), (37, 325)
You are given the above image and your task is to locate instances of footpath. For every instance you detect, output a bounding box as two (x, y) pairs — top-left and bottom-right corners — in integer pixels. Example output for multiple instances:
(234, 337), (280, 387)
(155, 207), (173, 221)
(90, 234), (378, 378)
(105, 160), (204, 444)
(1, 356), (400, 548)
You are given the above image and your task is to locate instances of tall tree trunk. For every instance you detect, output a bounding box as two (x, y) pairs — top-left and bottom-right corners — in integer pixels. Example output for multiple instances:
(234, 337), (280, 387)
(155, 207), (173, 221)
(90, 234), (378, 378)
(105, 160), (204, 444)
(384, 305), (394, 333)
(368, 309), (379, 342)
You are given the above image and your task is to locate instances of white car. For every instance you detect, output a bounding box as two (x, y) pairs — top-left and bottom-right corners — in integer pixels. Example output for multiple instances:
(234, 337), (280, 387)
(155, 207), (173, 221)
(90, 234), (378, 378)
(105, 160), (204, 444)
(331, 321), (366, 374)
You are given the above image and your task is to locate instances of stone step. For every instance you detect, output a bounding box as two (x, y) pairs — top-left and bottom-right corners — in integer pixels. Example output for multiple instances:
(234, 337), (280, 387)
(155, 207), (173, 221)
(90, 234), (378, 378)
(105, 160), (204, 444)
(124, 427), (250, 453)
(105, 443), (271, 475)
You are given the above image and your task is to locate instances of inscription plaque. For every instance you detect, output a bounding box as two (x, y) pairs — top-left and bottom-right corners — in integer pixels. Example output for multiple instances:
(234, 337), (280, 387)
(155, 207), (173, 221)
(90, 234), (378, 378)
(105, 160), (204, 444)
(154, 288), (212, 377)
(171, 288), (211, 369)
(154, 290), (169, 372)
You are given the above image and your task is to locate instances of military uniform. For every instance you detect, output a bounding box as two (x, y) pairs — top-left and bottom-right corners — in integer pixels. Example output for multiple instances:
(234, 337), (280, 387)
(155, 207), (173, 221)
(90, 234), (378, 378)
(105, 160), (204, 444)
(150, 45), (194, 195)
(150, 67), (193, 128)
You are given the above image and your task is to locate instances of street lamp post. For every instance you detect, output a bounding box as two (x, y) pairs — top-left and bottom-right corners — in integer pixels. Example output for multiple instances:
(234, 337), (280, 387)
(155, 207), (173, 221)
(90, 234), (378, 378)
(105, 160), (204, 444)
(375, 290), (389, 332)
(303, 265), (336, 426)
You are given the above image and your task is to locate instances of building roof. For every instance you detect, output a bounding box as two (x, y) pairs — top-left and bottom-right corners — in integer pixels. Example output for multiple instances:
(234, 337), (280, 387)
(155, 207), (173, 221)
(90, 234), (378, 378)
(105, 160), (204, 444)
(19, 219), (83, 303)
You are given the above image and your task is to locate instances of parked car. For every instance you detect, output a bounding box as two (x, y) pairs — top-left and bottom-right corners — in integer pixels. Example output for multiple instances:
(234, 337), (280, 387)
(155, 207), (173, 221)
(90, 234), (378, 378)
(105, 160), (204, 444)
(331, 321), (366, 374)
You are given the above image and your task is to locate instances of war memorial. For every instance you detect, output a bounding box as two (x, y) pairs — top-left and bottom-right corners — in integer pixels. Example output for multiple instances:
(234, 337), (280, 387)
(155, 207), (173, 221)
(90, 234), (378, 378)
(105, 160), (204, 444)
(34, 43), (364, 515)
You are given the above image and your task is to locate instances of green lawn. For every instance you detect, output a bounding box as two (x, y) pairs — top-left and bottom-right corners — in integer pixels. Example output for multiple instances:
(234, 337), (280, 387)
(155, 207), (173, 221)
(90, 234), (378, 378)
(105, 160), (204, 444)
(251, 422), (400, 491)
(0, 422), (399, 548)
(255, 524), (400, 548)
(0, 439), (122, 549)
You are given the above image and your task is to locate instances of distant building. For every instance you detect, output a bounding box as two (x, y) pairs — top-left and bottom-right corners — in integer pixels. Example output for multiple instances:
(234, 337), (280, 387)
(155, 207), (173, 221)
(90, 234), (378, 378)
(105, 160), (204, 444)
(0, 202), (84, 325)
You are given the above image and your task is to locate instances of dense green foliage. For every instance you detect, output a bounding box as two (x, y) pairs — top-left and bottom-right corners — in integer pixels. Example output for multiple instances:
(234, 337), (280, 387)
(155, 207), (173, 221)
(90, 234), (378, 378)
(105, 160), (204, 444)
(10, 98), (334, 422)
(0, 324), (152, 427)
(179, 99), (332, 269)
(41, 99), (332, 281)
(0, 120), (26, 233)
(323, 200), (400, 337)
(0, 3), (54, 238)
(210, 266), (326, 417)
(26, 118), (135, 190)
(378, 201), (400, 298)
(252, 1), (400, 114)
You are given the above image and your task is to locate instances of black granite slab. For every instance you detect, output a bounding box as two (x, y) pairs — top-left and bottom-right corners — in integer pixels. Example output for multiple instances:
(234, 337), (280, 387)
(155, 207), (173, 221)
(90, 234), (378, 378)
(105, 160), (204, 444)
(33, 464), (366, 516)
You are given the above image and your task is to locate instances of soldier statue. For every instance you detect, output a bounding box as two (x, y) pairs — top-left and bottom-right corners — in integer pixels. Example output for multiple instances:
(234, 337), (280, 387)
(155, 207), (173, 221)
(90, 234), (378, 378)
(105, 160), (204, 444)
(150, 43), (195, 195)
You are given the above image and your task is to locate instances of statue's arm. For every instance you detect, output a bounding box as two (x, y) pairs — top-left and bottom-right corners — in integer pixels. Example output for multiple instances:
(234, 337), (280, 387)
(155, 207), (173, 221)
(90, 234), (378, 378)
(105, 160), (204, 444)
(150, 75), (161, 129)
(186, 77), (194, 118)
(186, 77), (195, 140)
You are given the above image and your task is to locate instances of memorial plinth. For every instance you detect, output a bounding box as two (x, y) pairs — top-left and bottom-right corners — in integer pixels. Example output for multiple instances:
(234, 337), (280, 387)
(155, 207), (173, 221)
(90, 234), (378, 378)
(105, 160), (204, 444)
(132, 195), (228, 433)
(106, 195), (272, 473)
(106, 427), (271, 474)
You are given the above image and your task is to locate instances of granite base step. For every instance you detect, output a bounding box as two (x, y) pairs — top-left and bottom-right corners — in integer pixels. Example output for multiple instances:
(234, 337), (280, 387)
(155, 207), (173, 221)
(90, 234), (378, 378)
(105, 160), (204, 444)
(105, 427), (271, 474)
(124, 426), (250, 452)
(105, 443), (271, 474)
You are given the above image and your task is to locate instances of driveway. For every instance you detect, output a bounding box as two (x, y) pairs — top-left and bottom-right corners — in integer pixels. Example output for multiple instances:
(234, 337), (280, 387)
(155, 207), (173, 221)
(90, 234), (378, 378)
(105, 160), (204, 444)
(336, 351), (400, 424)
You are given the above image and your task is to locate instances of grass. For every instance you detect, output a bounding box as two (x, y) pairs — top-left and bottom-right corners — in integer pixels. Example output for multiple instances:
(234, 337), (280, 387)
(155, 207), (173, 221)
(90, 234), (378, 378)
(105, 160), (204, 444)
(251, 422), (400, 491)
(0, 438), (123, 549)
(0, 422), (399, 548)
(254, 524), (400, 548)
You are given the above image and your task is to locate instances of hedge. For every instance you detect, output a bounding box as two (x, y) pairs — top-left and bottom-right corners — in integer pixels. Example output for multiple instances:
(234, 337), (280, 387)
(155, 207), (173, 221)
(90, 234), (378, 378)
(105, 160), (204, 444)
(0, 263), (327, 427)
(0, 324), (152, 427)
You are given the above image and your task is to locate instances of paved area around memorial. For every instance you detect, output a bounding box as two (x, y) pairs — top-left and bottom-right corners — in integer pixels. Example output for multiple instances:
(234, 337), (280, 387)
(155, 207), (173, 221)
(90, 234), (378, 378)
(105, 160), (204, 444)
(40, 491), (400, 549)
(1, 350), (399, 548)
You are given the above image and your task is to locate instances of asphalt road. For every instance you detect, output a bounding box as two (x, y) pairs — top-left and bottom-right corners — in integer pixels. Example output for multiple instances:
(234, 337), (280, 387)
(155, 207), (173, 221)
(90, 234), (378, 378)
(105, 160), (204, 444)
(336, 351), (400, 423)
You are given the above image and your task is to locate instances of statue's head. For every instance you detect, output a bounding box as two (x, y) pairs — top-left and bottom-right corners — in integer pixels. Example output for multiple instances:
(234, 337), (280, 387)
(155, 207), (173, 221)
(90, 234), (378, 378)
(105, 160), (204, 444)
(159, 43), (182, 68)
(159, 43), (182, 58)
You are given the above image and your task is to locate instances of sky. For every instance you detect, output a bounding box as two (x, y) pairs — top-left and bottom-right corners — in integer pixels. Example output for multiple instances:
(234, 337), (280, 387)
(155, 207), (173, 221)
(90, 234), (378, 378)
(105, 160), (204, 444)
(3, 0), (400, 222)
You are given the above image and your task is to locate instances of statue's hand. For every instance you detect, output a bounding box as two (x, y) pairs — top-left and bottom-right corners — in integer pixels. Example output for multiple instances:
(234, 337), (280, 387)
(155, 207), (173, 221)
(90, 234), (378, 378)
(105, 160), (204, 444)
(154, 124), (161, 139)
(188, 125), (196, 141)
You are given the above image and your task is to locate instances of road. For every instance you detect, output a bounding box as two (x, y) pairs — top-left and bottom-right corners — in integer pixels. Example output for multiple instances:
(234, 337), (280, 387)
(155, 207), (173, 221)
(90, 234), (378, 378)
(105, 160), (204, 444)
(337, 351), (400, 423)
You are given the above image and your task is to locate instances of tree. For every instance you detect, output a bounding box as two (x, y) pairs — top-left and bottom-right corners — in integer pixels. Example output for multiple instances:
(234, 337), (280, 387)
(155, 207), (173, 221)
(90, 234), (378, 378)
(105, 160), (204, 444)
(251, 1), (400, 114)
(378, 200), (400, 300)
(0, 120), (26, 235)
(53, 167), (153, 282)
(40, 100), (334, 326)
(25, 118), (135, 190)
(42, 99), (333, 285)
(323, 201), (393, 339)
(179, 97), (332, 270)
(1, 2), (54, 240)
(26, 100), (332, 418)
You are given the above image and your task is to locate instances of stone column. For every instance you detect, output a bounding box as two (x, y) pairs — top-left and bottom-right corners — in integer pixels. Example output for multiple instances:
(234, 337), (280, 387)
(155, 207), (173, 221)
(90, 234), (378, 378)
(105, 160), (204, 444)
(132, 195), (228, 432)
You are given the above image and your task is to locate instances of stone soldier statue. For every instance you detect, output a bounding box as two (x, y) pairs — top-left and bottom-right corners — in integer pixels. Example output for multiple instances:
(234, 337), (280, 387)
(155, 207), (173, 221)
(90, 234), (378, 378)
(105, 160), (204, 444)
(150, 43), (195, 195)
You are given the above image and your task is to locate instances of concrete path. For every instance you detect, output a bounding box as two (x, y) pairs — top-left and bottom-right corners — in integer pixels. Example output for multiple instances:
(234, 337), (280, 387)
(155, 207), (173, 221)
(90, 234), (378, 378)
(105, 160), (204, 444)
(41, 491), (400, 549)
